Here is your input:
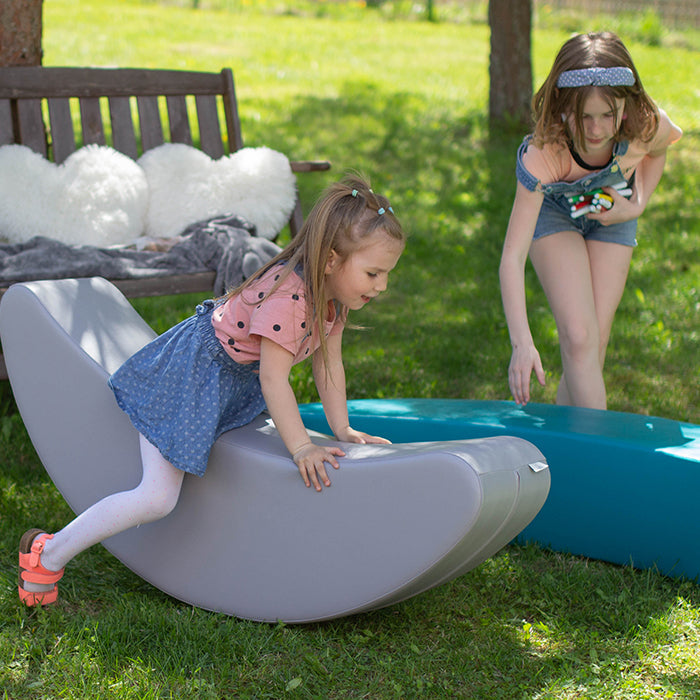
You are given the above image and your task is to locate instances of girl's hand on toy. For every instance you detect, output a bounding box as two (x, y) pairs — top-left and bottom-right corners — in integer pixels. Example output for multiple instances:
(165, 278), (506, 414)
(508, 344), (546, 406)
(292, 443), (345, 492)
(586, 186), (640, 225)
(336, 426), (392, 445)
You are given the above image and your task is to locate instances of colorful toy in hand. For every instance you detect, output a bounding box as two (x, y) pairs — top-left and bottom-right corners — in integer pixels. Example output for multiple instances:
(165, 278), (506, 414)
(568, 181), (632, 218)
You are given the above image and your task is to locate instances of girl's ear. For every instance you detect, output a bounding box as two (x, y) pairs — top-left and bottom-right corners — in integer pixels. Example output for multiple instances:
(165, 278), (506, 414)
(325, 249), (340, 274)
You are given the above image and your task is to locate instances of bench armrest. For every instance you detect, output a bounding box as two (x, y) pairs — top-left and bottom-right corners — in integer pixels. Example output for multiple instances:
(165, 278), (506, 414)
(290, 160), (331, 173)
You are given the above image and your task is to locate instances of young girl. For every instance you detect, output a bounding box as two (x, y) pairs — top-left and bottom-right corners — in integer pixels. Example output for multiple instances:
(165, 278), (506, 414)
(19, 174), (405, 606)
(499, 31), (682, 409)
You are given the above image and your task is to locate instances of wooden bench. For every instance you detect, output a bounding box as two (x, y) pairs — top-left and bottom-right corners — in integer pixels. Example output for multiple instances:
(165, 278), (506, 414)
(0, 65), (330, 378)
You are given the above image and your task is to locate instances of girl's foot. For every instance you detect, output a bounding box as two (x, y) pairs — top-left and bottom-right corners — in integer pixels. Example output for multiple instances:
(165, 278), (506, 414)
(18, 528), (65, 606)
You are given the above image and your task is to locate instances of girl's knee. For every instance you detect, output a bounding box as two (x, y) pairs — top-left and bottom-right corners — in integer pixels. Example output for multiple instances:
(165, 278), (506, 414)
(148, 480), (185, 519)
(132, 480), (182, 522)
(147, 490), (181, 520)
(136, 443), (185, 521)
(559, 321), (599, 360)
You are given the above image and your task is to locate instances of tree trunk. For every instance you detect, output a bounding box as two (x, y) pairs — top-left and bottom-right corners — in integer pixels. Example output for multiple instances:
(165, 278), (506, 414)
(488, 0), (532, 131)
(0, 0), (43, 67)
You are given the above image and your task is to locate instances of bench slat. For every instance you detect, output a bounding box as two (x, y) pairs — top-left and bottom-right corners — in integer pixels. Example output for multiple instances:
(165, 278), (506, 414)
(0, 272), (217, 305)
(166, 94), (193, 146)
(16, 99), (47, 156)
(79, 97), (106, 147)
(195, 94), (223, 158)
(136, 95), (165, 152)
(0, 100), (14, 146)
(220, 68), (243, 152)
(109, 96), (139, 159)
(47, 97), (76, 163)
(0, 67), (230, 99)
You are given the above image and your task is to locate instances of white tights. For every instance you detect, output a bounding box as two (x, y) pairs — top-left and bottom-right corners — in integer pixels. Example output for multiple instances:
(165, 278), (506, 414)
(38, 434), (184, 574)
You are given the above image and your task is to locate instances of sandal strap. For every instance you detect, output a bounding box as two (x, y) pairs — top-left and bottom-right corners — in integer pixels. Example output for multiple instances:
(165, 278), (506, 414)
(18, 584), (58, 606)
(19, 533), (64, 584)
(19, 566), (64, 584)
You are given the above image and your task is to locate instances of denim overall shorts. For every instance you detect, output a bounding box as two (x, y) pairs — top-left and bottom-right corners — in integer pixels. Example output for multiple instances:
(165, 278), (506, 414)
(516, 136), (638, 247)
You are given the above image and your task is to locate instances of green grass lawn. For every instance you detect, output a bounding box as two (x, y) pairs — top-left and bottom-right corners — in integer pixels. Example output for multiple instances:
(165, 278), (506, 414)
(1, 1), (699, 697)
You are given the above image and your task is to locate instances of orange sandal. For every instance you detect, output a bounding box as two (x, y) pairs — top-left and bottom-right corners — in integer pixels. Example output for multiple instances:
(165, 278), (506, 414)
(18, 528), (65, 606)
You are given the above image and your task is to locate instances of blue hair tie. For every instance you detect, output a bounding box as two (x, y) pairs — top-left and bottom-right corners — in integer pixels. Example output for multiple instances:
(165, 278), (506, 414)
(377, 206), (394, 215)
(351, 189), (358, 197)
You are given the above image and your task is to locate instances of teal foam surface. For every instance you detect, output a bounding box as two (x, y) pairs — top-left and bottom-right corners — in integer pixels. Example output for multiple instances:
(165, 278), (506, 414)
(300, 399), (700, 580)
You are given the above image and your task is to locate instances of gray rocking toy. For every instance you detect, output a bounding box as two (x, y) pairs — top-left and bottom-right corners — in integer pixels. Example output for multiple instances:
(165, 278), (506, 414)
(0, 278), (550, 622)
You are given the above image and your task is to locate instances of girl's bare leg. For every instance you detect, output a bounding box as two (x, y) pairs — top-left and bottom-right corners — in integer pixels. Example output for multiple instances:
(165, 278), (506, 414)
(529, 231), (632, 409)
(586, 238), (634, 365)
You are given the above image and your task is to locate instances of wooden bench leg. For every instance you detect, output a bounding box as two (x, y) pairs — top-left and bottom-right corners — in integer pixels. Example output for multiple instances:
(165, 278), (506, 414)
(289, 196), (304, 237)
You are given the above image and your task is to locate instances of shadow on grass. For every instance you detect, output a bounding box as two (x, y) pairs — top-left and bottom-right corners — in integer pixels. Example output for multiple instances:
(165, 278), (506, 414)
(3, 416), (698, 697)
(248, 82), (698, 415)
(5, 536), (699, 698)
(242, 82), (544, 401)
(3, 376), (697, 698)
(3, 80), (693, 415)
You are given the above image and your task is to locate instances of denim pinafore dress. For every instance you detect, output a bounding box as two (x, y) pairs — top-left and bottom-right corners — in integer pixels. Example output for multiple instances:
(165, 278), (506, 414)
(109, 300), (267, 476)
(516, 136), (638, 247)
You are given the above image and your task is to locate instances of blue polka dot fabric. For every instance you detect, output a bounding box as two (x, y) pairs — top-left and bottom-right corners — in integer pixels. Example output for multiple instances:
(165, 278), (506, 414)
(108, 300), (266, 476)
(556, 67), (635, 88)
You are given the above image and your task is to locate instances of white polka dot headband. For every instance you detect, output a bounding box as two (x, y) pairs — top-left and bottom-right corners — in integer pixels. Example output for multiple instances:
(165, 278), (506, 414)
(556, 67), (635, 88)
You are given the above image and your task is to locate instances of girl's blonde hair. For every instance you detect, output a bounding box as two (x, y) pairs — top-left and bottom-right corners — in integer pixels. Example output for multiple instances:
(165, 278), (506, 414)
(225, 173), (405, 360)
(531, 32), (659, 151)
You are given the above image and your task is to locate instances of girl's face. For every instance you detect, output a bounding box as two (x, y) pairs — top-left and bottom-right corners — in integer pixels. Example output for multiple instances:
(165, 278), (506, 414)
(324, 229), (404, 311)
(566, 88), (625, 159)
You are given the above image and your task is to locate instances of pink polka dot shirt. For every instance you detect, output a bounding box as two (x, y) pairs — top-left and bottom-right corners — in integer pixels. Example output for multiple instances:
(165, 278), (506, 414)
(211, 265), (344, 365)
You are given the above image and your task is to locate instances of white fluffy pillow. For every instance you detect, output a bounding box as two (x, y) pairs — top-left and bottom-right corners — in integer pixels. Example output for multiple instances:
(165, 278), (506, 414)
(139, 143), (297, 240)
(0, 144), (148, 247)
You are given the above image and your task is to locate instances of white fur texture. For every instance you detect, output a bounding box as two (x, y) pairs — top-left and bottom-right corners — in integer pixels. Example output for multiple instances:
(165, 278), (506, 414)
(139, 143), (297, 240)
(0, 144), (148, 246)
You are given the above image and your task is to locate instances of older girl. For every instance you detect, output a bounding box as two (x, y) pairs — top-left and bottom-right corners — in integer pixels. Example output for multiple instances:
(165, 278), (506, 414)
(499, 31), (682, 408)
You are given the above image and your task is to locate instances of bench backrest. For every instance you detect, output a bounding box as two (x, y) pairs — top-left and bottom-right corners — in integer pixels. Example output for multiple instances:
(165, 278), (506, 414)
(0, 66), (243, 163)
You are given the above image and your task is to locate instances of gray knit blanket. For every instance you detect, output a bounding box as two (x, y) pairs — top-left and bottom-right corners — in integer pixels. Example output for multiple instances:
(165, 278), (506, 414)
(0, 214), (281, 296)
